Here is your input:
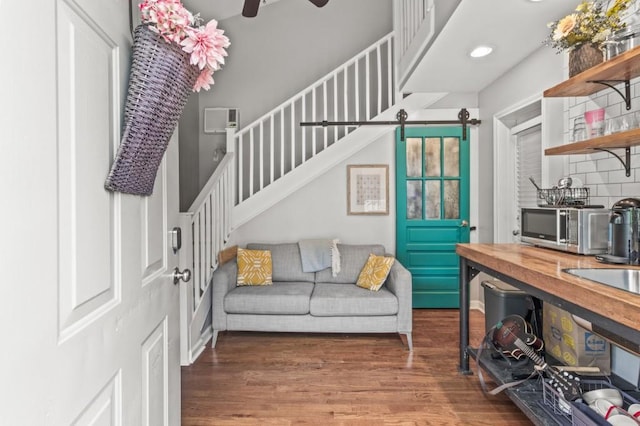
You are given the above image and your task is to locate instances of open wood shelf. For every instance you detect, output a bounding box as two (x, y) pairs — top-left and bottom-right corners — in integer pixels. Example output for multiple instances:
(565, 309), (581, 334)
(545, 128), (640, 155)
(544, 45), (640, 98)
(543, 46), (640, 175)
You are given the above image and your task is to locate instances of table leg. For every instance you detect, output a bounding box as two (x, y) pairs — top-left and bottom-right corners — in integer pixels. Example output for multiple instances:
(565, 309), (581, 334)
(459, 256), (471, 374)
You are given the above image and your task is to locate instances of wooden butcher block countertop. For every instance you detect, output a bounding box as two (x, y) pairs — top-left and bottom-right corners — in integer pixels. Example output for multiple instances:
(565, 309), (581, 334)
(456, 243), (640, 334)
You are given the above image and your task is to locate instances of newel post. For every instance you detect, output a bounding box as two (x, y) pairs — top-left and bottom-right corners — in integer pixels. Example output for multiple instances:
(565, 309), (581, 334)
(226, 128), (236, 154)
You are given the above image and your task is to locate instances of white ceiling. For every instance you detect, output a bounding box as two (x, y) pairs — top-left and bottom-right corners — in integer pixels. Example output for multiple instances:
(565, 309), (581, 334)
(183, 0), (578, 93)
(402, 0), (578, 93)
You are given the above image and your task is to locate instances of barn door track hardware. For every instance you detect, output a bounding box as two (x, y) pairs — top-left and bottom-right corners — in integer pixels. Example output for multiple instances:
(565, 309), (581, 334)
(300, 108), (481, 140)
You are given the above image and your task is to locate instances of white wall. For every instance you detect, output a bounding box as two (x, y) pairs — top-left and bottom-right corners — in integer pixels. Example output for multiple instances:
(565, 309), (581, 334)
(178, 0), (393, 209)
(227, 130), (398, 250)
(179, 95), (200, 211)
(479, 46), (567, 243)
(208, 0), (392, 128)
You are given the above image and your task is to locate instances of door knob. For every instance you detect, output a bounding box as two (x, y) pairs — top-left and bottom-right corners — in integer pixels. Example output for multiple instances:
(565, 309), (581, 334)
(173, 267), (191, 285)
(459, 220), (469, 227)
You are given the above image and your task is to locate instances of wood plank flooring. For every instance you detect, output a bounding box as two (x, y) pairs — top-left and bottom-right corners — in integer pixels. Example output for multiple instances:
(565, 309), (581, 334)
(181, 309), (533, 425)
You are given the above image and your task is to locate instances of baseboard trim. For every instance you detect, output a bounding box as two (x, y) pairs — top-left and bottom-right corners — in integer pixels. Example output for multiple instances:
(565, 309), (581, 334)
(470, 300), (484, 313)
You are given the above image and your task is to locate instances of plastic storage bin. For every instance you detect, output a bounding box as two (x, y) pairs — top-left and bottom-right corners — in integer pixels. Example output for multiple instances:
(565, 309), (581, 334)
(482, 279), (532, 334)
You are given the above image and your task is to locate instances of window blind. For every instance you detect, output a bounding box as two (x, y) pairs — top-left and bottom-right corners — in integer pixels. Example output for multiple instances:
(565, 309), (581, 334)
(515, 125), (542, 209)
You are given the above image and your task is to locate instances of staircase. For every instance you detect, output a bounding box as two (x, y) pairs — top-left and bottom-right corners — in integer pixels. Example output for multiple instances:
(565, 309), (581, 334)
(232, 93), (438, 227)
(178, 0), (436, 365)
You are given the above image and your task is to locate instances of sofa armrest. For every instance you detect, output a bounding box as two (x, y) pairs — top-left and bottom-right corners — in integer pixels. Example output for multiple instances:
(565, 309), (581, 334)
(384, 259), (412, 333)
(211, 259), (238, 331)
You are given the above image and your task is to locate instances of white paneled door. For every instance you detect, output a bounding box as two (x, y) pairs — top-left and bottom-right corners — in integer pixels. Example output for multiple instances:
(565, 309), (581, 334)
(1, 1), (182, 424)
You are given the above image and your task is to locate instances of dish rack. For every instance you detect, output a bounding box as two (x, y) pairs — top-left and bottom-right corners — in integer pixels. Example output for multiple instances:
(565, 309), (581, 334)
(540, 379), (640, 426)
(537, 187), (590, 207)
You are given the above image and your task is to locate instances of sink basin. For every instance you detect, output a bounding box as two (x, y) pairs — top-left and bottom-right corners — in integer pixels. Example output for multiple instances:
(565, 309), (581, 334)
(563, 268), (640, 294)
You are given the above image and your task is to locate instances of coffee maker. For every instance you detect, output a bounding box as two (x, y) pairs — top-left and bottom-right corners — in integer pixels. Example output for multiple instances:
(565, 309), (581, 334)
(596, 198), (640, 264)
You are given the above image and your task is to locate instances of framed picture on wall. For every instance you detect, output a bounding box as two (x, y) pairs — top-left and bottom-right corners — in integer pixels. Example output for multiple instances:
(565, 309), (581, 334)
(347, 164), (389, 215)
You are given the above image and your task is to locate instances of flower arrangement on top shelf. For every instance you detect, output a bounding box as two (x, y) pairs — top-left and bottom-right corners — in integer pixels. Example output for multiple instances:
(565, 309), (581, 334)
(105, 0), (230, 196)
(545, 0), (632, 77)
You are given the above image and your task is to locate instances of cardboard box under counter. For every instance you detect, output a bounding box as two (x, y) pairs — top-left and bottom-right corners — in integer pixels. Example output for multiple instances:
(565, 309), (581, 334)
(543, 302), (611, 374)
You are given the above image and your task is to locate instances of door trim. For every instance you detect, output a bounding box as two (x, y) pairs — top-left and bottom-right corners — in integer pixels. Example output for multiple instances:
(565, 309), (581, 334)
(493, 95), (566, 243)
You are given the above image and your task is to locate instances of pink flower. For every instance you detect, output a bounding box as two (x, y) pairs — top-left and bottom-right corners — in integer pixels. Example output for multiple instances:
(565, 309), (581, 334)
(181, 20), (230, 71)
(193, 68), (215, 92)
(139, 0), (193, 44)
(138, 0), (230, 92)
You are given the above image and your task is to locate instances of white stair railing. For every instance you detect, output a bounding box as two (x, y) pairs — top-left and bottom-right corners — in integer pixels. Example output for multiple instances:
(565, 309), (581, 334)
(394, 0), (435, 87)
(233, 33), (395, 204)
(178, 153), (234, 365)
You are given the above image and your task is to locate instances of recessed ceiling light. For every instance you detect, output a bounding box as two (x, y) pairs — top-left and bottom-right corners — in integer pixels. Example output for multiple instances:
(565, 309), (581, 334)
(470, 45), (493, 58)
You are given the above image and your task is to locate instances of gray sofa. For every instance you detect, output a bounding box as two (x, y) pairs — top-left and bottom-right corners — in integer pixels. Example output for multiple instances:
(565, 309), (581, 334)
(210, 242), (413, 349)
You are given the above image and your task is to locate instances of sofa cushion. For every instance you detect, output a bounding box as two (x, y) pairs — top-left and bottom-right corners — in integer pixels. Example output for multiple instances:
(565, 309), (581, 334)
(310, 283), (398, 316)
(356, 254), (395, 291)
(224, 282), (314, 315)
(236, 248), (273, 286)
(315, 244), (385, 284)
(247, 243), (315, 282)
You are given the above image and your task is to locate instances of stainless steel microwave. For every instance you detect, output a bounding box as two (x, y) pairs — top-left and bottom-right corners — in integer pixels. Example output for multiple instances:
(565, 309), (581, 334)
(520, 207), (609, 255)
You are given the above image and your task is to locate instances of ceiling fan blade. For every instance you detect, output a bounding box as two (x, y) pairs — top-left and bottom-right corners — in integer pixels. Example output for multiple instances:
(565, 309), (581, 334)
(308, 0), (329, 7)
(242, 0), (261, 17)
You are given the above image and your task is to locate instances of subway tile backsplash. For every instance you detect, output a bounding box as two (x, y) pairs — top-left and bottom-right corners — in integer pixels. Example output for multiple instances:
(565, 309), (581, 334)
(566, 77), (640, 208)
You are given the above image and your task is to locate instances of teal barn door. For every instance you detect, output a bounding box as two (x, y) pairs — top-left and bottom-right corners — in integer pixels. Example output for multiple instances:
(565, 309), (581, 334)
(396, 127), (470, 308)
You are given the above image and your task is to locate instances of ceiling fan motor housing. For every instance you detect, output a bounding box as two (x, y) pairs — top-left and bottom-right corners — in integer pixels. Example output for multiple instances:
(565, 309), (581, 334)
(242, 0), (329, 17)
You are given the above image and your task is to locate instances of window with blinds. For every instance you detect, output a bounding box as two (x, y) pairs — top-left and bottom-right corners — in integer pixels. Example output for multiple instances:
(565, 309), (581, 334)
(515, 125), (542, 209)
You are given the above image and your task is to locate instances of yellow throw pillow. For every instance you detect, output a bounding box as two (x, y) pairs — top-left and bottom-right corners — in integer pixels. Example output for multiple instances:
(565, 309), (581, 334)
(237, 248), (273, 286)
(356, 254), (395, 291)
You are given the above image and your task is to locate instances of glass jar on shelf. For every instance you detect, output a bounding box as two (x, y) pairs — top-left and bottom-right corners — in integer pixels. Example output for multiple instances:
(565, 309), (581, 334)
(572, 116), (587, 142)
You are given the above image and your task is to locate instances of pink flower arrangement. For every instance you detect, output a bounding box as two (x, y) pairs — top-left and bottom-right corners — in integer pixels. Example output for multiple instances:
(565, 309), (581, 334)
(139, 0), (230, 92)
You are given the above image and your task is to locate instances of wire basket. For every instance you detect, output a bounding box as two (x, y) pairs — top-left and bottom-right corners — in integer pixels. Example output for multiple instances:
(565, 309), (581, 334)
(541, 379), (640, 426)
(537, 187), (590, 207)
(104, 24), (199, 196)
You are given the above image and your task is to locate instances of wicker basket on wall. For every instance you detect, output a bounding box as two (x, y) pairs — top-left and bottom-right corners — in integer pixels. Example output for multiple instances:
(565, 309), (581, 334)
(105, 24), (199, 196)
(568, 43), (604, 78)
